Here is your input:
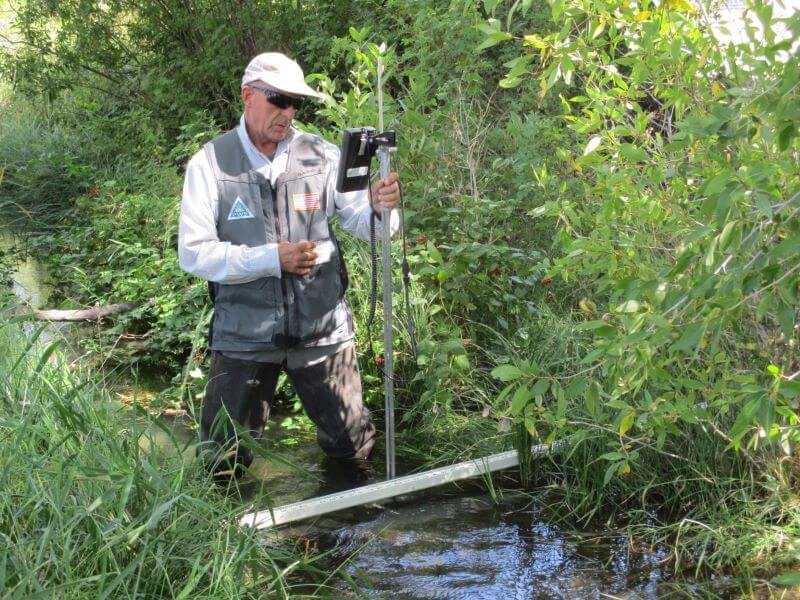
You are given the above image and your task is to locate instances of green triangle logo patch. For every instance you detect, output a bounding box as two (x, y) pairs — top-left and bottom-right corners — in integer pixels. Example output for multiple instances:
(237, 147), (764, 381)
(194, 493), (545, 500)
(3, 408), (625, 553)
(227, 197), (254, 221)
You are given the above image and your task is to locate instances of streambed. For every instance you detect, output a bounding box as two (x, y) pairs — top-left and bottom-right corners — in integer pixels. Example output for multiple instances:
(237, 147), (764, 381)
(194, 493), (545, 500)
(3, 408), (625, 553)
(145, 415), (729, 599)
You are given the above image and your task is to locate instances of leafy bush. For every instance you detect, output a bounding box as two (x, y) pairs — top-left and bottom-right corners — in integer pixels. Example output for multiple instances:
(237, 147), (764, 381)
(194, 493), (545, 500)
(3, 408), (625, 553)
(484, 0), (800, 471)
(472, 0), (800, 582)
(0, 100), (93, 227)
(2, 0), (386, 132)
(45, 184), (208, 370)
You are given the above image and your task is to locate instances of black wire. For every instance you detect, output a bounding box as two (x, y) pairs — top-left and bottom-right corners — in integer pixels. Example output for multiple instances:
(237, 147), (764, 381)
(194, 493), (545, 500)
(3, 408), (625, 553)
(366, 164), (379, 364)
(363, 156), (419, 381)
(397, 179), (418, 360)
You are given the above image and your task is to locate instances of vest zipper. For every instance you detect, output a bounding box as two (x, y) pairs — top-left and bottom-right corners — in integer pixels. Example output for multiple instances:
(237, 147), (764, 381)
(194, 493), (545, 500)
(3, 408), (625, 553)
(270, 183), (290, 349)
(284, 182), (295, 345)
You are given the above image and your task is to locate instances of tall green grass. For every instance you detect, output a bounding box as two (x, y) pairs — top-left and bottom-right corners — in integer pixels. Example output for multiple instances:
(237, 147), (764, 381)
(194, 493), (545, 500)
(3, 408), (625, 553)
(0, 316), (343, 598)
(0, 92), (176, 233)
(0, 106), (85, 230)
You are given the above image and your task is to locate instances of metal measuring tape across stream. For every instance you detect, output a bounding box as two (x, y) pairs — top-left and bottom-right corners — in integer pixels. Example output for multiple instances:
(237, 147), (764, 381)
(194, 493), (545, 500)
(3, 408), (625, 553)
(240, 442), (559, 530)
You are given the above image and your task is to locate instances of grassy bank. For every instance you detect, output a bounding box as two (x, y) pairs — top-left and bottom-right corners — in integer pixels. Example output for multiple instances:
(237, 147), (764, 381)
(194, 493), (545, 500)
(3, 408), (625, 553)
(0, 316), (347, 598)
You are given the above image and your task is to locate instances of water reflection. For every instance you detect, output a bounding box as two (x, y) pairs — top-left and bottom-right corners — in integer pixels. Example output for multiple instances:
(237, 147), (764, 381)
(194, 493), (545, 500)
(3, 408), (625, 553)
(310, 490), (672, 599)
(1, 230), (53, 310)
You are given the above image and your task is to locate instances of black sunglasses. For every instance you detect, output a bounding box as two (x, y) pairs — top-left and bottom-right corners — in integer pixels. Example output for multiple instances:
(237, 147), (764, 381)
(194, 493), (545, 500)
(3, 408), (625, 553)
(248, 84), (304, 111)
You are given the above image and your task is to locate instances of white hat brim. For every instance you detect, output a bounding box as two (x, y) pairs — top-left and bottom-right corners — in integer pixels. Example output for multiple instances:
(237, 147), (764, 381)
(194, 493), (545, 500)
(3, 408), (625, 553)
(242, 73), (325, 100)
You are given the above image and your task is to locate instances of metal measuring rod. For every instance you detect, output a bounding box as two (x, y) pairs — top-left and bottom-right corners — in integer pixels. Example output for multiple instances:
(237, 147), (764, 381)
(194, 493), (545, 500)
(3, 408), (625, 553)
(332, 124), (397, 480)
(333, 57), (398, 480)
(377, 56), (396, 481)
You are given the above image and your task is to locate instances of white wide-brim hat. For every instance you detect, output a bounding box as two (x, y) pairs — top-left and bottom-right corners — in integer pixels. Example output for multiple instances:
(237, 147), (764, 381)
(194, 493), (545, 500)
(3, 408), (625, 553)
(241, 52), (324, 99)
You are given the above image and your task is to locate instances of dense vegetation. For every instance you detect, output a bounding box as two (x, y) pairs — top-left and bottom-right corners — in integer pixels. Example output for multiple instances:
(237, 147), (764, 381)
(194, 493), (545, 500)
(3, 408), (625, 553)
(1, 0), (798, 596)
(0, 319), (352, 598)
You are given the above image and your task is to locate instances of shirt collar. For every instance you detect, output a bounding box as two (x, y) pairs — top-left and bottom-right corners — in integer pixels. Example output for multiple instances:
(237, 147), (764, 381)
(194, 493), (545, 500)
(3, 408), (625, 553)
(237, 113), (294, 167)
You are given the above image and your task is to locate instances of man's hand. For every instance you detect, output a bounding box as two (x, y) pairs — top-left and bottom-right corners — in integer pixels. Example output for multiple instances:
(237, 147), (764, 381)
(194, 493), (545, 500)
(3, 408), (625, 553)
(371, 172), (401, 216)
(279, 241), (318, 276)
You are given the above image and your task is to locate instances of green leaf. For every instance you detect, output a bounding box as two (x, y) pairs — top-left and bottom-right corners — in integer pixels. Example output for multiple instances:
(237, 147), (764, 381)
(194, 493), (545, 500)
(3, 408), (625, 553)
(475, 19), (501, 34)
(619, 143), (649, 162)
(511, 386), (533, 416)
(530, 379), (550, 397)
(603, 460), (625, 486)
(553, 382), (567, 418)
(757, 395), (775, 432)
(492, 364), (525, 381)
(348, 26), (369, 42)
(778, 283), (797, 306)
(476, 30), (513, 51)
(718, 220), (737, 251)
(581, 348), (606, 364)
(33, 340), (62, 375)
(619, 411), (635, 436)
(600, 451), (626, 462)
(771, 572), (800, 586)
(523, 34), (549, 49)
(585, 381), (601, 417)
(704, 173), (730, 195)
(616, 300), (641, 313)
(426, 241), (443, 264)
(769, 234), (800, 260)
(778, 124), (796, 151)
(754, 192), (774, 219)
(499, 75), (523, 89)
(497, 383), (515, 404)
(779, 381), (800, 399)
(703, 236), (717, 267)
(441, 339), (467, 354)
(685, 225), (715, 245)
(671, 323), (706, 354)
(729, 397), (759, 445)
(575, 320), (613, 331)
(777, 301), (794, 340)
(483, 0), (501, 14)
(453, 354), (470, 371)
(566, 377), (587, 399)
(757, 293), (774, 319)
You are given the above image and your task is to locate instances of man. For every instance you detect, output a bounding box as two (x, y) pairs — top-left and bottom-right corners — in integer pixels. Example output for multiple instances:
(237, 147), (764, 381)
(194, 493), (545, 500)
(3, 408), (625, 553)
(179, 52), (400, 478)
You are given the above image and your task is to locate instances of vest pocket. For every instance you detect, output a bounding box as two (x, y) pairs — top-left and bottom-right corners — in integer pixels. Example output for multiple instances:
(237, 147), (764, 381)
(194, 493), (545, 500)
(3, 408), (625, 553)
(214, 277), (282, 344)
(284, 172), (327, 243)
(291, 261), (342, 341)
(217, 180), (269, 245)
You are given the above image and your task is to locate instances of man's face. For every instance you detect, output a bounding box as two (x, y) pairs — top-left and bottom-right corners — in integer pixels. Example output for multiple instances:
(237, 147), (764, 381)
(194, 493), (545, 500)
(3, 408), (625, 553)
(242, 82), (298, 148)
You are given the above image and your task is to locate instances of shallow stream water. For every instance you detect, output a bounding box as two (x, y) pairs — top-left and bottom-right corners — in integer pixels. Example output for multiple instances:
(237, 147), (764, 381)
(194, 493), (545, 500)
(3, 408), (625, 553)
(147, 415), (725, 599)
(2, 231), (726, 599)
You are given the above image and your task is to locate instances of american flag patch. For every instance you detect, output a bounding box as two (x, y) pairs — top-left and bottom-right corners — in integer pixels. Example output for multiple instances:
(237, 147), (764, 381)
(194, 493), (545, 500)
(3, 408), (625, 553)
(292, 192), (320, 211)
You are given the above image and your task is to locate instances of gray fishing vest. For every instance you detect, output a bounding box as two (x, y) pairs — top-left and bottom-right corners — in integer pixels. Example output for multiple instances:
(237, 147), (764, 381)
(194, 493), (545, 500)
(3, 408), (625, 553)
(203, 128), (353, 351)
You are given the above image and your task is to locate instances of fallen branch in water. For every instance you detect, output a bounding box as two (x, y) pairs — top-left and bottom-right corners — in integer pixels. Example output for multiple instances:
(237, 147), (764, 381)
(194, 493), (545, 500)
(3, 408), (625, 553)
(25, 301), (139, 322)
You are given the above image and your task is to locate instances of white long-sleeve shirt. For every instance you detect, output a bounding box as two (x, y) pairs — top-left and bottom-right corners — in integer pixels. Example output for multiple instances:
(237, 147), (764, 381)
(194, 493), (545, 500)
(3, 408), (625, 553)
(178, 115), (399, 284)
